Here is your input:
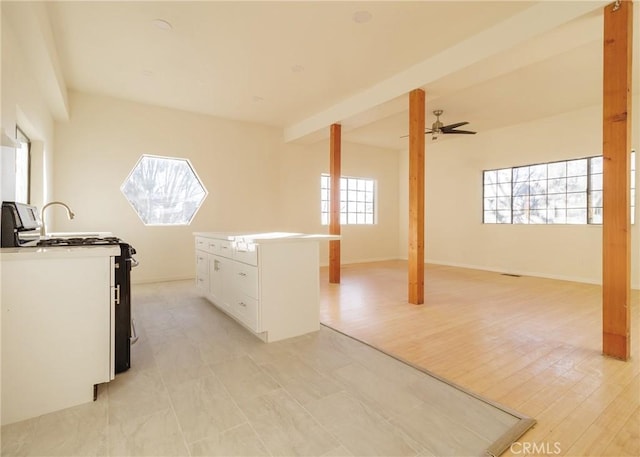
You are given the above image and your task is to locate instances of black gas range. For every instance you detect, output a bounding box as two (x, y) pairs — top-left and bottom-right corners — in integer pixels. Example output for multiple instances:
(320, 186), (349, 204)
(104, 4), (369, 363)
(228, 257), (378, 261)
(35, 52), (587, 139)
(1, 201), (137, 375)
(37, 236), (123, 247)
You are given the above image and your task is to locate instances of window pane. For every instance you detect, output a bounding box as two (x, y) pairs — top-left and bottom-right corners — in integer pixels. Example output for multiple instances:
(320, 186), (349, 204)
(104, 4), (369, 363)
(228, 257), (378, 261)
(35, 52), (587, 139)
(484, 185), (497, 198)
(530, 180), (547, 195)
(513, 211), (528, 224)
(548, 162), (566, 179)
(484, 198), (496, 211)
(530, 210), (547, 224)
(497, 210), (511, 223)
(590, 156), (603, 173)
(530, 164), (547, 180)
(497, 197), (511, 210)
(484, 211), (497, 223)
(512, 181), (528, 197)
(497, 169), (512, 183)
(567, 176), (587, 192)
(530, 194), (547, 210)
(548, 178), (567, 194)
(567, 192), (586, 209)
(512, 195), (528, 211)
(513, 167), (530, 182)
(548, 208), (566, 224)
(589, 207), (603, 224)
(121, 155), (207, 225)
(548, 193), (566, 210)
(484, 170), (497, 185)
(590, 173), (603, 191)
(589, 190), (602, 208)
(567, 208), (587, 224)
(567, 159), (587, 176)
(321, 175), (375, 225)
(497, 182), (511, 197)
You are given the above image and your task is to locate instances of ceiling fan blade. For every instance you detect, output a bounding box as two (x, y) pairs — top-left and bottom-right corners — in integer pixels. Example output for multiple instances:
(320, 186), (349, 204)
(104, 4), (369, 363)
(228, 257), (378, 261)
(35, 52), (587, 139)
(401, 127), (475, 138)
(441, 121), (468, 131)
(445, 129), (476, 135)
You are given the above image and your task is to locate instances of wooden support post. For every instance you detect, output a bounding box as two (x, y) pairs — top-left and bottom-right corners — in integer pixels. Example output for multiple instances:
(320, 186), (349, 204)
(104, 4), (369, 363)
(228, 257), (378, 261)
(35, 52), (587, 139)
(408, 89), (425, 304)
(602, 0), (633, 360)
(329, 123), (341, 284)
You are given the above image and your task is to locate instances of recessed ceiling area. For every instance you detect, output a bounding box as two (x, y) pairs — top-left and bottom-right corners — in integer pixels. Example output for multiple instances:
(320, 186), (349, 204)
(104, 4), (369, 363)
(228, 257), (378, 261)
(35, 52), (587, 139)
(15, 0), (636, 150)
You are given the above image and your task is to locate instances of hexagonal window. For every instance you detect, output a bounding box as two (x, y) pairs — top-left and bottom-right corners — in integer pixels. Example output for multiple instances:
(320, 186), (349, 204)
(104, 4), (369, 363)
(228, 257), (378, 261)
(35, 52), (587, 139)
(121, 155), (207, 225)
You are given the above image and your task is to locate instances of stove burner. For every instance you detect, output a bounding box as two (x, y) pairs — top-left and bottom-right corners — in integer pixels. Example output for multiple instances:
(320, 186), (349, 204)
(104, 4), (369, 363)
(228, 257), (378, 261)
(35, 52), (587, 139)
(37, 236), (121, 247)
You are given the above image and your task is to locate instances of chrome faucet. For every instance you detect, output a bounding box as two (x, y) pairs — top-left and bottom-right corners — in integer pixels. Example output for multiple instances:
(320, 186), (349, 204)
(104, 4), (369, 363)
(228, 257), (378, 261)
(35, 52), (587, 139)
(40, 201), (75, 237)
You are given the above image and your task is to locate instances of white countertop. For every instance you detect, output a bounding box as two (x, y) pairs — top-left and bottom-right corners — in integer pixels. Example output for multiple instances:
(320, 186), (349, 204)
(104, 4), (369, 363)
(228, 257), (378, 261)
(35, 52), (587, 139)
(194, 231), (340, 244)
(0, 245), (120, 260)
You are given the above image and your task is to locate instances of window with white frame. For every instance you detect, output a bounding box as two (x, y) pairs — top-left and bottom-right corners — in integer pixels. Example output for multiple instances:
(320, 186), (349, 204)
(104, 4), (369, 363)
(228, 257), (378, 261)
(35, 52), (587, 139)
(320, 174), (375, 225)
(483, 151), (636, 225)
(121, 155), (207, 225)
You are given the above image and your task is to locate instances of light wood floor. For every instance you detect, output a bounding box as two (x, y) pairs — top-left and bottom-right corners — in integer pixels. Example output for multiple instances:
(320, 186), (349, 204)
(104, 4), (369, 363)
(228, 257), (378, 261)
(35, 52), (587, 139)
(320, 261), (639, 457)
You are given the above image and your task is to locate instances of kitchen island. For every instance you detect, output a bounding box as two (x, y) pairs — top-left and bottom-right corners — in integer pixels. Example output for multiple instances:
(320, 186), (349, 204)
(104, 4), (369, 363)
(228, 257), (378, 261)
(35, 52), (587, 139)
(1, 245), (120, 425)
(194, 232), (338, 342)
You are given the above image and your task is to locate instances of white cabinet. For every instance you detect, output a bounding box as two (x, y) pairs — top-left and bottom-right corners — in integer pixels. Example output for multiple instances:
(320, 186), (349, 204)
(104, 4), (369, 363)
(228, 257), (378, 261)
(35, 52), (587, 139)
(0, 246), (120, 425)
(194, 232), (333, 342)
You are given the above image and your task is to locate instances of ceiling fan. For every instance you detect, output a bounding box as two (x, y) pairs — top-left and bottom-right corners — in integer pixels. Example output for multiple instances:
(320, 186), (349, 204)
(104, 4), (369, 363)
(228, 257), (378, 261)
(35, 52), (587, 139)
(402, 110), (477, 140)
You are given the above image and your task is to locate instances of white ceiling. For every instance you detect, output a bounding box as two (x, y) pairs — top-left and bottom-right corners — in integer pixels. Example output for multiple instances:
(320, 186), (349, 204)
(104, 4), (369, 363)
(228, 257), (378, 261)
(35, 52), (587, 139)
(11, 1), (638, 150)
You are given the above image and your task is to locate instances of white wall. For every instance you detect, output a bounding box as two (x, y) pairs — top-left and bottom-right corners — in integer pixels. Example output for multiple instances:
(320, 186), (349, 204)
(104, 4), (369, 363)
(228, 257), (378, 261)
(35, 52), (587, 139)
(53, 92), (283, 283)
(399, 105), (640, 289)
(53, 92), (400, 282)
(279, 140), (400, 265)
(1, 12), (54, 208)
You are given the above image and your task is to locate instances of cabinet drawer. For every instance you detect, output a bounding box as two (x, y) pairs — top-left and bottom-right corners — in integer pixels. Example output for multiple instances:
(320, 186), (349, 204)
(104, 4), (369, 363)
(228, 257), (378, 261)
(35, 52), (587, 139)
(232, 293), (259, 332)
(233, 243), (258, 266)
(196, 237), (233, 256)
(231, 262), (258, 299)
(196, 252), (208, 274)
(195, 237), (208, 252)
(196, 272), (209, 293)
(217, 240), (233, 258)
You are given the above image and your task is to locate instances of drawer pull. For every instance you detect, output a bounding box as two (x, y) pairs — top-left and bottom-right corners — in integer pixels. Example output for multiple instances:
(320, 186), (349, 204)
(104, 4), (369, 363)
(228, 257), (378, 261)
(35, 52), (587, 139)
(239, 302), (247, 307)
(238, 272), (247, 277)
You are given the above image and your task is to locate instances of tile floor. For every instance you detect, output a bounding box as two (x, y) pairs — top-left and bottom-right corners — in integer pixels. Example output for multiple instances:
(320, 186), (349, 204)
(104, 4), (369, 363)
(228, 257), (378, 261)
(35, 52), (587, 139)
(1, 280), (525, 456)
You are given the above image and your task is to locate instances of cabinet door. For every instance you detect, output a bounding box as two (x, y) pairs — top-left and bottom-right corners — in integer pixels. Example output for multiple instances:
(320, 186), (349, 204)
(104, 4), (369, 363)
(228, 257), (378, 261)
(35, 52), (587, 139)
(209, 255), (231, 313)
(195, 251), (209, 293)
